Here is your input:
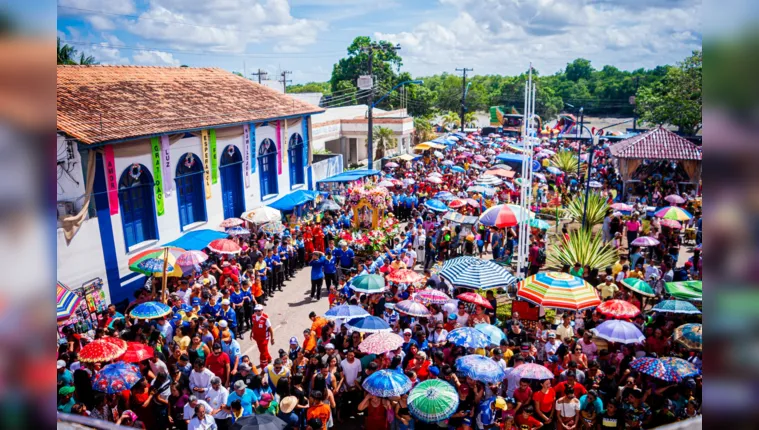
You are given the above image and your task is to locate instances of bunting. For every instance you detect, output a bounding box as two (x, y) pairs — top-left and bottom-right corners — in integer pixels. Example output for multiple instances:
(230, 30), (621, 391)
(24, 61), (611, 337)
(201, 129), (212, 199)
(103, 145), (119, 215)
(150, 137), (165, 216)
(251, 124), (257, 174)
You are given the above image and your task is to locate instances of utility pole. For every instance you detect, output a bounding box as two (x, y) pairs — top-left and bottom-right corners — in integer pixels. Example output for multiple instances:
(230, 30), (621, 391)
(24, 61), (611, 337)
(576, 106), (584, 177)
(279, 70), (292, 93)
(632, 76), (639, 131)
(251, 69), (267, 84)
(361, 41), (400, 168)
(456, 67), (473, 132)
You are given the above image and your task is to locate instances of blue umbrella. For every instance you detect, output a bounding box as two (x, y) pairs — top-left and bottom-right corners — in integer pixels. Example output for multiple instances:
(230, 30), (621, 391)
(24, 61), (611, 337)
(446, 327), (491, 348)
(532, 160), (541, 172)
(344, 316), (391, 333)
(226, 226), (251, 236)
(435, 191), (456, 201)
(455, 354), (506, 383)
(546, 166), (562, 175)
(440, 256), (517, 291)
(362, 369), (412, 397)
(451, 166), (466, 173)
(137, 258), (166, 274)
(424, 199), (449, 212)
(652, 300), (701, 314)
(130, 301), (172, 320)
(324, 304), (370, 320)
(91, 362), (142, 394)
(474, 323), (507, 345)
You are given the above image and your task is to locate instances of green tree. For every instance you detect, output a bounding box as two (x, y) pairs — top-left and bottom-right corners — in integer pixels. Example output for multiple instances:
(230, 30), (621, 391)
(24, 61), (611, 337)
(330, 36), (402, 105)
(565, 58), (594, 82)
(413, 115), (436, 144)
(288, 82), (332, 94)
(372, 126), (396, 159)
(441, 111), (460, 130)
(57, 37), (98, 65)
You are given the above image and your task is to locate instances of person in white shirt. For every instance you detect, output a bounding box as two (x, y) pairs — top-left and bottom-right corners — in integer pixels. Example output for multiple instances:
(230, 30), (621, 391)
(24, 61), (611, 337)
(205, 377), (230, 427)
(577, 331), (598, 361)
(404, 243), (417, 268)
(189, 359), (215, 395)
(555, 389), (581, 429)
(544, 332), (561, 357)
(148, 356), (169, 379)
(183, 396), (213, 421)
(188, 403), (217, 430)
(455, 302), (470, 327)
(427, 323), (448, 348)
(555, 314), (575, 340)
(340, 349), (362, 389)
(156, 317), (174, 345)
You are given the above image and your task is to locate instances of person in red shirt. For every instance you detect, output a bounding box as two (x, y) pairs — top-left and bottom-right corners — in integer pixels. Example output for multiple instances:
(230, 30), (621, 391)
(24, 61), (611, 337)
(205, 343), (230, 385)
(645, 328), (670, 356)
(515, 406), (544, 430)
(250, 304), (274, 367)
(513, 378), (534, 415)
(532, 378), (556, 427)
(554, 371), (588, 398)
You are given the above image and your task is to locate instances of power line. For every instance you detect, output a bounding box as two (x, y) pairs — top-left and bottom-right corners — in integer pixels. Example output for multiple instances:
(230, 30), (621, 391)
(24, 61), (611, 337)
(279, 70), (292, 93)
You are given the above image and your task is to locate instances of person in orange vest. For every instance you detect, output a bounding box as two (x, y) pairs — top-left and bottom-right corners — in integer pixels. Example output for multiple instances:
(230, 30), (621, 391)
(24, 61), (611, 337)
(248, 304), (274, 368)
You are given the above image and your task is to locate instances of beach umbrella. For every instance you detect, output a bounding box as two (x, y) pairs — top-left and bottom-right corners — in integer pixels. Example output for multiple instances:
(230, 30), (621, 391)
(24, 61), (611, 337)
(673, 323), (702, 351)
(219, 218), (244, 228)
(476, 175), (503, 186)
(652, 300), (701, 314)
(395, 300), (432, 317)
(119, 342), (155, 363)
(664, 194), (686, 204)
(359, 332), (405, 354)
(241, 207), (281, 224)
(134, 257), (180, 277)
(208, 238), (242, 255)
(386, 269), (426, 285)
(474, 323), (506, 345)
(517, 272), (601, 311)
(448, 199), (467, 209)
(484, 169), (512, 178)
(317, 200), (341, 211)
(434, 150), (445, 158)
(408, 380), (459, 423)
(466, 185), (495, 196)
(611, 203), (633, 211)
(440, 256), (517, 291)
(492, 164), (512, 170)
(385, 162), (399, 168)
(664, 281), (702, 301)
(344, 316), (391, 333)
(57, 281), (82, 322)
(455, 355), (506, 383)
(596, 300), (641, 319)
(442, 160), (454, 166)
(350, 274), (387, 294)
(593, 320), (645, 344)
(546, 166), (562, 175)
(631, 236), (660, 247)
(226, 226), (251, 236)
(404, 178), (416, 186)
(426, 176), (443, 184)
(230, 414), (287, 430)
(659, 357), (700, 379)
(456, 292), (493, 309)
(130, 301), (172, 320)
(324, 304), (370, 320)
(363, 369), (412, 397)
(91, 362), (142, 394)
(509, 363), (555, 380)
(435, 191), (456, 201)
(630, 357), (681, 383)
(446, 327), (492, 348)
(176, 250), (208, 274)
(416, 288), (451, 305)
(424, 199), (449, 212)
(588, 181), (603, 188)
(528, 218), (551, 230)
(479, 204), (533, 228)
(79, 339), (128, 363)
(127, 247), (185, 268)
(660, 219), (682, 229)
(655, 206), (693, 221)
(261, 220), (286, 235)
(620, 278), (656, 298)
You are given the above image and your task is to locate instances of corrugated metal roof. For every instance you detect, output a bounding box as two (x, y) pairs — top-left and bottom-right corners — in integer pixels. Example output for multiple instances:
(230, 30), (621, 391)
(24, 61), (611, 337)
(609, 127), (701, 160)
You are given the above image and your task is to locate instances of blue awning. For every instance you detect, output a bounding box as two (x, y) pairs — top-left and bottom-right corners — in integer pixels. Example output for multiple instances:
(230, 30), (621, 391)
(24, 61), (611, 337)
(495, 152), (527, 163)
(316, 169), (381, 184)
(163, 229), (228, 251)
(268, 190), (318, 212)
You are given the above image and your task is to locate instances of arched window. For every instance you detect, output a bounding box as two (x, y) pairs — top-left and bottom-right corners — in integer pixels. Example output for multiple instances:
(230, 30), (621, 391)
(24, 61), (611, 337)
(288, 133), (305, 187)
(219, 145), (246, 219)
(175, 153), (207, 230)
(118, 163), (158, 250)
(258, 138), (278, 197)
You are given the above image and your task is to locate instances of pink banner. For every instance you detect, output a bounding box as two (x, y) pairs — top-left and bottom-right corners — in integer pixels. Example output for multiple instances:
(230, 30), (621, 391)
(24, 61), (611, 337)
(276, 120), (282, 175)
(103, 145), (119, 215)
(160, 135), (173, 196)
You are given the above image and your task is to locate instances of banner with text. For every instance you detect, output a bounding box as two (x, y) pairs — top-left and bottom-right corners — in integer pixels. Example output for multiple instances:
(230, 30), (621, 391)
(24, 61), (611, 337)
(103, 145), (119, 215)
(243, 124), (251, 188)
(150, 137), (165, 216)
(160, 135), (173, 196)
(251, 124), (257, 174)
(276, 120), (282, 175)
(210, 129), (218, 184)
(201, 129), (212, 199)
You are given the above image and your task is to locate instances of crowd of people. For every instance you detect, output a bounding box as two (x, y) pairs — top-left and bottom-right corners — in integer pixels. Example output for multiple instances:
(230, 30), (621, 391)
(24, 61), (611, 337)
(57, 128), (702, 430)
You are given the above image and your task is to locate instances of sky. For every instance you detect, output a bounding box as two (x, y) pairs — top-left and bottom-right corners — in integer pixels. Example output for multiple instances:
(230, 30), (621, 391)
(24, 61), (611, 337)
(56, 0), (703, 84)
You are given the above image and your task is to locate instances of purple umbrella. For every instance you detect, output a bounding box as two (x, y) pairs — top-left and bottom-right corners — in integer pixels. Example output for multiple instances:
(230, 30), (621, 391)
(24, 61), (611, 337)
(509, 363), (555, 380)
(631, 236), (660, 247)
(664, 194), (686, 205)
(593, 320), (645, 344)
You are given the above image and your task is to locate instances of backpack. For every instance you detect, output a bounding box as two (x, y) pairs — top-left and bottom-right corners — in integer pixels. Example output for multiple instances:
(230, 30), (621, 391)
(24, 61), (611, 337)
(536, 248), (547, 265)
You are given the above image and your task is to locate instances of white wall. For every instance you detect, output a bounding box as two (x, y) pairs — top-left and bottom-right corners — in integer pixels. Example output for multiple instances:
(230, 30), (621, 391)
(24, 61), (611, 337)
(56, 134), (87, 216)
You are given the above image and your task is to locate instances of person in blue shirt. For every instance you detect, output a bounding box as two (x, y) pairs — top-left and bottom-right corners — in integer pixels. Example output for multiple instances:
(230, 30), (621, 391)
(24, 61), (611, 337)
(278, 242), (290, 282)
(324, 251), (337, 290)
(270, 243), (284, 290)
(309, 251), (327, 300)
(338, 242), (354, 278)
(295, 235), (306, 269)
(230, 283), (245, 336)
(219, 299), (239, 338)
(264, 250), (275, 297)
(201, 295), (221, 320)
(228, 380), (258, 417)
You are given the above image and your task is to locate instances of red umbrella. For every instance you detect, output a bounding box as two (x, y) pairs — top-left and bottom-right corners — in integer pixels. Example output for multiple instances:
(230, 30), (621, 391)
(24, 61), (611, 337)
(101, 336), (128, 353)
(120, 342), (155, 363)
(596, 299), (641, 319)
(386, 269), (426, 285)
(448, 199), (467, 209)
(79, 339), (128, 363)
(457, 292), (494, 310)
(208, 239), (241, 254)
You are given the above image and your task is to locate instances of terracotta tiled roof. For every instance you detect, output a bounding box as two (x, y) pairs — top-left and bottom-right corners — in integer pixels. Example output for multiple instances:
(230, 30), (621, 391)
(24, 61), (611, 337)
(609, 127), (702, 160)
(57, 66), (324, 144)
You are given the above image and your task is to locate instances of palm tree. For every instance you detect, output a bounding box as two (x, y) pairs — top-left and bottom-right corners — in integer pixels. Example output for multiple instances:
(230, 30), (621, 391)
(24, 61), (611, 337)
(57, 37), (99, 65)
(441, 111), (460, 130)
(549, 228), (619, 271)
(372, 126), (395, 160)
(78, 52), (97, 65)
(463, 112), (477, 128)
(413, 115), (436, 144)
(550, 150), (580, 174)
(565, 192), (609, 229)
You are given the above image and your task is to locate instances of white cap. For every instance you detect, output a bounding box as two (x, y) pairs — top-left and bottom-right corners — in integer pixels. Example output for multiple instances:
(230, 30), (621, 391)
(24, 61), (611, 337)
(57, 360), (66, 369)
(403, 328), (412, 334)
(221, 299), (230, 306)
(218, 320), (228, 328)
(325, 343), (335, 349)
(254, 304), (264, 311)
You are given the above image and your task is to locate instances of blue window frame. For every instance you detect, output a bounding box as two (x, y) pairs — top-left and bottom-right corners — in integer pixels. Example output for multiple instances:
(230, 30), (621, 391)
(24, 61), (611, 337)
(175, 153), (207, 230)
(258, 138), (278, 197)
(118, 163), (158, 250)
(288, 133), (305, 188)
(220, 145), (246, 219)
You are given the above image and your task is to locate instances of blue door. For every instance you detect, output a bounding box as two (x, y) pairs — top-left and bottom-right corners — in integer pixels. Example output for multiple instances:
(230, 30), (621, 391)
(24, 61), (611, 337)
(258, 138), (279, 197)
(175, 153), (207, 230)
(288, 133), (305, 187)
(220, 145), (245, 218)
(119, 163), (158, 249)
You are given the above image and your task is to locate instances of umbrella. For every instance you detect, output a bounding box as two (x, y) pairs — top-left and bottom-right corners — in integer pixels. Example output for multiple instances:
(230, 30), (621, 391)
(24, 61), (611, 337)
(664, 194), (686, 204)
(655, 206), (693, 221)
(588, 180), (603, 188)
(241, 207), (281, 224)
(484, 169), (512, 178)
(363, 369), (412, 397)
(455, 355), (506, 383)
(446, 327), (492, 348)
(130, 301), (172, 320)
(359, 332), (405, 354)
(324, 304), (370, 320)
(128, 247), (185, 276)
(630, 358), (682, 383)
(429, 172), (443, 177)
(660, 219), (682, 229)
(492, 164), (512, 170)
(385, 162), (399, 168)
(91, 362), (142, 394)
(469, 163), (484, 169)
(386, 269), (426, 285)
(631, 236), (660, 247)
(442, 160), (454, 166)
(620, 278), (656, 298)
(546, 166), (562, 175)
(127, 247), (185, 268)
(433, 150), (445, 158)
(226, 226), (251, 236)
(448, 199), (467, 209)
(219, 217), (244, 228)
(426, 176), (443, 184)
(440, 256), (517, 291)
(533, 172), (547, 182)
(403, 178), (416, 186)
(528, 218), (551, 230)
(611, 203), (633, 211)
(344, 316), (391, 333)
(349, 274), (386, 294)
(466, 185), (495, 196)
(664, 281), (702, 301)
(652, 300), (701, 314)
(659, 357), (700, 379)
(424, 199), (449, 212)
(457, 292), (493, 309)
(514, 178), (526, 187)
(596, 300), (641, 319)
(517, 272), (601, 311)
(476, 175), (503, 186)
(673, 323), (702, 351)
(474, 323), (506, 345)
(79, 339), (128, 363)
(57, 281), (82, 322)
(379, 180), (396, 187)
(408, 380), (459, 423)
(473, 155), (488, 162)
(176, 250), (208, 274)
(593, 320), (645, 344)
(208, 238), (242, 255)
(465, 198), (481, 207)
(260, 220), (286, 235)
(416, 288), (451, 305)
(395, 300), (432, 317)
(317, 200), (341, 211)
(509, 363), (555, 380)
(119, 342), (155, 362)
(231, 414), (287, 430)
(479, 204), (533, 228)
(435, 191), (456, 201)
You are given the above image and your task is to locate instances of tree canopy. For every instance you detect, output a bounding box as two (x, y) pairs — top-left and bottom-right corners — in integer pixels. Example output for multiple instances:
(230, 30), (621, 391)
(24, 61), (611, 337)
(57, 38), (98, 65)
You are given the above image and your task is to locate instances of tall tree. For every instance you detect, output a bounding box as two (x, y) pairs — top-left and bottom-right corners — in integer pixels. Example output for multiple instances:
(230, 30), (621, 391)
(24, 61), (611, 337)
(565, 58), (594, 82)
(330, 36), (402, 105)
(441, 111), (460, 130)
(57, 37), (98, 65)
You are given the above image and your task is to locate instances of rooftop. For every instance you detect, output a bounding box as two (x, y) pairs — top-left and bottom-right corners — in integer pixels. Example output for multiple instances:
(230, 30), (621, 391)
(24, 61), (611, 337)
(609, 126), (702, 160)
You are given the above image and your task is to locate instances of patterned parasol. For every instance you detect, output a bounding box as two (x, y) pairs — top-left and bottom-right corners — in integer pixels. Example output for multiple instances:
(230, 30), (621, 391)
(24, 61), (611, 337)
(630, 357), (681, 382)
(652, 300), (701, 314)
(596, 300), (641, 319)
(474, 323), (506, 345)
(226, 226), (251, 236)
(416, 288), (451, 305)
(659, 357), (700, 379)
(119, 342), (155, 363)
(358, 332), (405, 354)
(130, 301), (172, 320)
(395, 300), (432, 317)
(386, 269), (426, 285)
(324, 304), (370, 320)
(408, 380), (459, 423)
(91, 362), (142, 394)
(455, 354), (507, 383)
(79, 339), (128, 363)
(456, 292), (494, 309)
(362, 369), (412, 398)
(673, 323), (702, 351)
(208, 238), (242, 255)
(517, 272), (601, 311)
(446, 327), (491, 349)
(219, 217), (244, 228)
(509, 363), (555, 380)
(57, 281), (82, 322)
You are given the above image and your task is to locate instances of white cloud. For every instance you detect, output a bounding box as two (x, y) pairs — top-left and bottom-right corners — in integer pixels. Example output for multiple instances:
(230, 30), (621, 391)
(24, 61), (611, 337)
(85, 43), (130, 64)
(86, 15), (115, 31)
(133, 50), (182, 66)
(58, 0), (136, 15)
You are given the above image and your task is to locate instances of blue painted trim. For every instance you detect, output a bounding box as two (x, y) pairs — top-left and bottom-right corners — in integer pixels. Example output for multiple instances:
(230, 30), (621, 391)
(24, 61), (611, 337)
(120, 271), (140, 283)
(93, 152), (122, 304)
(307, 165), (314, 191)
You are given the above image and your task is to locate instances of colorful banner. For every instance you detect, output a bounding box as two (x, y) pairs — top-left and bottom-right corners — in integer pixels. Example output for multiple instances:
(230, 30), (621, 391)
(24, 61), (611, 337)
(210, 129), (218, 184)
(201, 129), (212, 200)
(150, 137), (165, 216)
(103, 145), (119, 215)
(243, 124), (251, 188)
(283, 119), (288, 164)
(160, 135), (173, 196)
(276, 120), (282, 175)
(251, 124), (257, 174)
(302, 116), (309, 167)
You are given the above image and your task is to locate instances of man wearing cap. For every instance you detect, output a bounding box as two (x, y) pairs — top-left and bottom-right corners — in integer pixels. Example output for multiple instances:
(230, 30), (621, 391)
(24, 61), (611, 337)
(221, 329), (241, 379)
(57, 360), (74, 389)
(218, 299), (239, 340)
(250, 304), (274, 367)
(545, 332), (561, 358)
(475, 395), (508, 429)
(598, 276), (619, 300)
(226, 380), (257, 418)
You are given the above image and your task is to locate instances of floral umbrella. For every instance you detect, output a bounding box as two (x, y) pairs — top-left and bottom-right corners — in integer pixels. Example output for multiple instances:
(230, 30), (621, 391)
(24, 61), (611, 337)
(208, 238), (242, 255)
(363, 369), (412, 397)
(395, 300), (432, 317)
(455, 354), (506, 383)
(509, 363), (555, 380)
(620, 278), (656, 298)
(408, 380), (459, 423)
(358, 332), (405, 354)
(91, 362), (142, 394)
(673, 323), (702, 351)
(456, 292), (493, 309)
(416, 288), (451, 305)
(659, 357), (700, 379)
(176, 250), (208, 274)
(596, 299), (640, 319)
(130, 301), (172, 320)
(474, 323), (506, 345)
(386, 269), (425, 285)
(79, 339), (128, 363)
(219, 217), (244, 228)
(446, 327), (491, 348)
(630, 357), (681, 383)
(226, 226), (251, 236)
(119, 342), (155, 363)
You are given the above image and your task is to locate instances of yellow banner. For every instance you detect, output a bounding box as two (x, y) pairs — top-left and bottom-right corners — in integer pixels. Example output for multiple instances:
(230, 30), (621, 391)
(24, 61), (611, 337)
(201, 129), (212, 199)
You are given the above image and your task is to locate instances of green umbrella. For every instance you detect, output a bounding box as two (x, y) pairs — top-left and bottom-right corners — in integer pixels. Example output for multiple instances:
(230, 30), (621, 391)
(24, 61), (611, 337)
(620, 278), (656, 298)
(664, 281), (702, 301)
(349, 274), (387, 294)
(408, 379), (459, 423)
(528, 218), (551, 230)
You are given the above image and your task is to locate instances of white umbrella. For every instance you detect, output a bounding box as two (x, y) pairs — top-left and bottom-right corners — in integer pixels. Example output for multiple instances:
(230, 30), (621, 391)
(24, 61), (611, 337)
(379, 180), (396, 187)
(241, 207), (281, 224)
(403, 178), (416, 185)
(476, 175), (503, 186)
(426, 176), (443, 184)
(433, 150), (444, 158)
(429, 172), (443, 178)
(589, 181), (603, 188)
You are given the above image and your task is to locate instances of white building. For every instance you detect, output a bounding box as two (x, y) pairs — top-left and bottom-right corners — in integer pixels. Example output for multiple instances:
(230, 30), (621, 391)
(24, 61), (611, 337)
(56, 65), (324, 307)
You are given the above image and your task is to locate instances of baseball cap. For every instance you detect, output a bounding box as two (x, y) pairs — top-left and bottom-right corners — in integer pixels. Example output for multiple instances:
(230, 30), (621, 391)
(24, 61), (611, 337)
(57, 360), (66, 369)
(234, 380), (247, 390)
(520, 343), (530, 351)
(403, 328), (412, 335)
(254, 304), (264, 311)
(218, 320), (228, 328)
(239, 363), (252, 372)
(325, 343), (335, 350)
(289, 336), (298, 345)
(428, 366), (440, 376)
(191, 297), (201, 306)
(548, 332), (556, 338)
(221, 299), (230, 306)
(58, 386), (75, 396)
(259, 393), (273, 408)
(448, 313), (457, 320)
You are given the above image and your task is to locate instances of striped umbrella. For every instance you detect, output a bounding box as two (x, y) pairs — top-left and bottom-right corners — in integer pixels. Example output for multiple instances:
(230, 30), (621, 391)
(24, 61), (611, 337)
(593, 320), (645, 344)
(440, 256), (517, 291)
(386, 269), (426, 285)
(176, 250), (208, 274)
(474, 323), (506, 345)
(219, 217), (244, 228)
(127, 247), (185, 268)
(57, 281), (82, 322)
(479, 204), (533, 228)
(136, 258), (183, 277)
(324, 304), (370, 320)
(91, 362), (142, 394)
(673, 323), (702, 351)
(631, 236), (660, 247)
(457, 292), (493, 309)
(395, 300), (432, 317)
(475, 175), (503, 186)
(517, 272), (601, 311)
(659, 357), (700, 379)
(664, 281), (702, 301)
(455, 355), (506, 383)
(408, 380), (459, 423)
(416, 288), (451, 305)
(620, 278), (656, 298)
(363, 369), (412, 397)
(129, 301), (172, 320)
(349, 274), (387, 294)
(630, 357), (681, 382)
(655, 206), (693, 221)
(208, 239), (242, 255)
(509, 363), (555, 380)
(359, 332), (405, 354)
(596, 300), (641, 319)
(446, 327), (491, 348)
(660, 219), (682, 229)
(344, 316), (391, 333)
(652, 300), (701, 314)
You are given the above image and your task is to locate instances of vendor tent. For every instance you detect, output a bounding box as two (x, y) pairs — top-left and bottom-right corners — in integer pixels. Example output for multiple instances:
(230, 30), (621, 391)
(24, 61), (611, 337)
(495, 152), (526, 164)
(268, 190), (318, 212)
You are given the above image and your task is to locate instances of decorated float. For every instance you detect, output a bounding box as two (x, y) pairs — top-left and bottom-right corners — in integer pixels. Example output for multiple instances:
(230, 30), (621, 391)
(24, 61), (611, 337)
(346, 185), (393, 230)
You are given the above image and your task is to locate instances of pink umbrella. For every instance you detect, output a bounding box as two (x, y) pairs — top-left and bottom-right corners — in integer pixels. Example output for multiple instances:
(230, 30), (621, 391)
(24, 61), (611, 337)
(473, 155), (487, 162)
(465, 198), (480, 207)
(358, 332), (405, 354)
(611, 203), (633, 211)
(631, 236), (660, 247)
(177, 250), (208, 272)
(664, 194), (686, 205)
(416, 288), (451, 305)
(660, 219), (682, 229)
(208, 239), (241, 255)
(219, 218), (244, 228)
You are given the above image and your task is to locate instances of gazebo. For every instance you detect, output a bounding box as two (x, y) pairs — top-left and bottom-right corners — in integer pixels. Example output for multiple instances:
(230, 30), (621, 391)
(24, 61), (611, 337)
(609, 127), (702, 199)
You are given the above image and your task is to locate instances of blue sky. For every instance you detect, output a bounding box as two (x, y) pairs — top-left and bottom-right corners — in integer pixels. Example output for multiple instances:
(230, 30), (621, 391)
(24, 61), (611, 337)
(57, 0), (702, 84)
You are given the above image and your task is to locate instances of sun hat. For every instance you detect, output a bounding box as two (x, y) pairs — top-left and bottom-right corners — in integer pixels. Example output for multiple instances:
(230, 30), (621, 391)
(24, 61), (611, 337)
(280, 396), (298, 414)
(57, 360), (67, 369)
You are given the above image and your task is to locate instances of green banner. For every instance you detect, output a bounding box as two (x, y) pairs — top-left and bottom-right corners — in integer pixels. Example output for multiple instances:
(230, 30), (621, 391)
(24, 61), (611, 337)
(210, 129), (218, 184)
(150, 137), (165, 216)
